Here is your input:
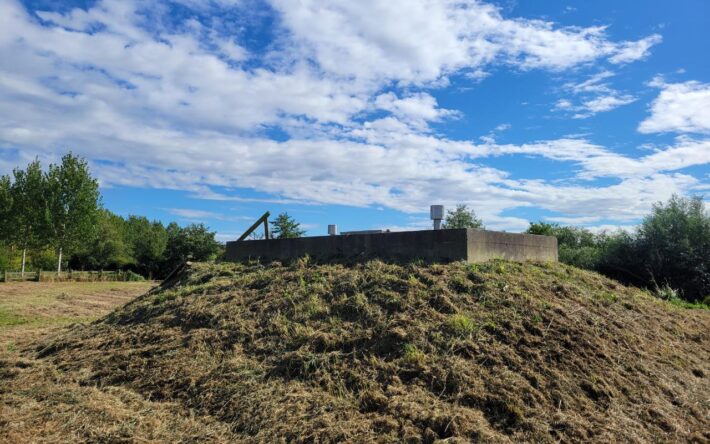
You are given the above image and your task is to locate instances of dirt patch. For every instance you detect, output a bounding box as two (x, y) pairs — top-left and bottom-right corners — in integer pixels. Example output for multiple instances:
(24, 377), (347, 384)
(2, 260), (709, 442)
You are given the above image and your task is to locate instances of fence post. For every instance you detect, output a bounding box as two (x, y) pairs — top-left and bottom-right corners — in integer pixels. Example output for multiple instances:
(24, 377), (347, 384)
(37, 270), (41, 282)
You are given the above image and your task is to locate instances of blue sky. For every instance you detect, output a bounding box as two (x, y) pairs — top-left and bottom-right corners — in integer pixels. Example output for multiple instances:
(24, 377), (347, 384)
(1, 0), (708, 241)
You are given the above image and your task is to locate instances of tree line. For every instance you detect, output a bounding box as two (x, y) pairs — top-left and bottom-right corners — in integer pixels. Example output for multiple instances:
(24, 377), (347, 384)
(2, 156), (707, 302)
(442, 201), (709, 304)
(0, 154), (222, 278)
(526, 196), (709, 304)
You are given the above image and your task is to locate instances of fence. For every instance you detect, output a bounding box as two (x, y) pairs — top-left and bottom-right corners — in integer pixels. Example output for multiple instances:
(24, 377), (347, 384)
(1, 270), (138, 283)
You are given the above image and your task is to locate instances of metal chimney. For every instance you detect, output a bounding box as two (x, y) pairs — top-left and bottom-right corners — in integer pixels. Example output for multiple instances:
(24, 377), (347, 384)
(430, 205), (444, 230)
(328, 224), (338, 236)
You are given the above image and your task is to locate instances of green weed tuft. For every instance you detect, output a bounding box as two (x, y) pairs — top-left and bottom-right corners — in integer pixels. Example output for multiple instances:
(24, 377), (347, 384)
(447, 313), (476, 336)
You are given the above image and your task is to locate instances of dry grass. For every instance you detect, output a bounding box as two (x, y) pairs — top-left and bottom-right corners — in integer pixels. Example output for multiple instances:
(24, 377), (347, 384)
(0, 280), (237, 443)
(0, 280), (154, 351)
(1, 260), (709, 443)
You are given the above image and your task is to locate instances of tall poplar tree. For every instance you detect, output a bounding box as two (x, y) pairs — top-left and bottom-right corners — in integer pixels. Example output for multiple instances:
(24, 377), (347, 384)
(0, 174), (12, 240)
(46, 154), (100, 274)
(10, 159), (49, 274)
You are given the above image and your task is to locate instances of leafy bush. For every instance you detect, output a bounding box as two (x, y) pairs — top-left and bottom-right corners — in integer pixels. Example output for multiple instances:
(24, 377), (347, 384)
(528, 195), (710, 302)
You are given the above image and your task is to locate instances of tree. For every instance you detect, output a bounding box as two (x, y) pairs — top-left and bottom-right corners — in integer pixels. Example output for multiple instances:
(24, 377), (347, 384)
(125, 216), (168, 277)
(634, 195), (710, 301)
(0, 175), (13, 271)
(442, 205), (484, 229)
(527, 222), (606, 269)
(46, 153), (101, 274)
(527, 195), (710, 302)
(270, 212), (305, 239)
(71, 210), (133, 270)
(162, 222), (221, 274)
(9, 159), (50, 274)
(0, 174), (12, 241)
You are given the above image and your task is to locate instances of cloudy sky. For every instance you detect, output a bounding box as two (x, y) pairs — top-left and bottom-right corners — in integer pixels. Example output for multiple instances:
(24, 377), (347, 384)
(1, 0), (709, 240)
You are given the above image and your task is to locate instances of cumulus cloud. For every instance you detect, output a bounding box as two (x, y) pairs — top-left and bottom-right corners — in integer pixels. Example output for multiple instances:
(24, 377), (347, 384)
(373, 92), (457, 129)
(270, 0), (660, 83)
(638, 79), (710, 134)
(0, 0), (700, 232)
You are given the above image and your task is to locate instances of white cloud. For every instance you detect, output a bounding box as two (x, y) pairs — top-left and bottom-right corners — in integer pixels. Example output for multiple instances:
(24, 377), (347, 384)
(571, 94), (636, 118)
(269, 0), (661, 83)
(609, 34), (662, 64)
(638, 79), (710, 134)
(0, 0), (700, 233)
(373, 92), (457, 129)
(166, 208), (254, 222)
(555, 71), (635, 118)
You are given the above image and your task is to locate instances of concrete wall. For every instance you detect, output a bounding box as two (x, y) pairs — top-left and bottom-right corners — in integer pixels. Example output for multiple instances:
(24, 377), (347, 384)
(225, 228), (557, 263)
(467, 230), (558, 262)
(225, 229), (469, 262)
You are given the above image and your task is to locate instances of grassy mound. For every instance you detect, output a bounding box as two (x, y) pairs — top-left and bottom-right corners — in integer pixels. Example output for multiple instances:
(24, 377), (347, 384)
(4, 260), (710, 442)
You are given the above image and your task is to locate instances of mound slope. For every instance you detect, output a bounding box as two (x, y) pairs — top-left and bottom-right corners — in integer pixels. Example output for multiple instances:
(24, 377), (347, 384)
(4, 260), (710, 442)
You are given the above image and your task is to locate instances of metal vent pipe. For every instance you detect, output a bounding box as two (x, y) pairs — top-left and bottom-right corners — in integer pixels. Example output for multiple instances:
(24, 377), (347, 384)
(430, 205), (444, 230)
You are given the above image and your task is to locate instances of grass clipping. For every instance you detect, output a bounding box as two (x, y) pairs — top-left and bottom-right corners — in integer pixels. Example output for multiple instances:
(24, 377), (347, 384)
(3, 259), (709, 443)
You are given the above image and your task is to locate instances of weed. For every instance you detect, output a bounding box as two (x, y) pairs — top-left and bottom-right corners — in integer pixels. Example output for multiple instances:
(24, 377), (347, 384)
(595, 291), (618, 305)
(447, 314), (476, 336)
(402, 343), (426, 365)
(655, 284), (679, 301)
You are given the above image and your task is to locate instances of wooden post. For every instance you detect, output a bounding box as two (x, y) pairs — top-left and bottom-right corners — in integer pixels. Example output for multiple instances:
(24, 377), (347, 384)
(37, 270), (41, 282)
(237, 211), (271, 241)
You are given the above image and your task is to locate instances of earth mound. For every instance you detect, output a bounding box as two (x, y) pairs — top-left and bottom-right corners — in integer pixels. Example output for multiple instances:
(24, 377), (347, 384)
(4, 260), (710, 442)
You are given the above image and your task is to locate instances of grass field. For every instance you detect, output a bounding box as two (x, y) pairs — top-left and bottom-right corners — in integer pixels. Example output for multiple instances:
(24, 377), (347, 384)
(0, 280), (231, 444)
(0, 281), (155, 354)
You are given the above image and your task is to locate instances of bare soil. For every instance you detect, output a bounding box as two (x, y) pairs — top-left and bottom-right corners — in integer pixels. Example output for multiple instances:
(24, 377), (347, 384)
(1, 260), (708, 443)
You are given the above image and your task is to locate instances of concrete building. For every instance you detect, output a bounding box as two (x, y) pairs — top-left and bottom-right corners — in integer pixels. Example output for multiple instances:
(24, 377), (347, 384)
(224, 228), (558, 263)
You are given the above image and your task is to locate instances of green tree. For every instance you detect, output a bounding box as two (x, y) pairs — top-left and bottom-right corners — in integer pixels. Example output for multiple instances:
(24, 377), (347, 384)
(0, 174), (12, 241)
(270, 212), (305, 239)
(10, 159), (50, 274)
(46, 154), (101, 274)
(125, 216), (168, 277)
(527, 222), (605, 269)
(162, 222), (221, 274)
(0, 175), (12, 271)
(71, 210), (133, 270)
(442, 205), (484, 229)
(634, 195), (710, 301)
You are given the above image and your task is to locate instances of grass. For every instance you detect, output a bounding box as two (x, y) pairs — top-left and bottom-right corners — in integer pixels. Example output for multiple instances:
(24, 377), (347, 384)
(1, 261), (708, 443)
(447, 313), (477, 336)
(0, 280), (154, 350)
(0, 308), (27, 327)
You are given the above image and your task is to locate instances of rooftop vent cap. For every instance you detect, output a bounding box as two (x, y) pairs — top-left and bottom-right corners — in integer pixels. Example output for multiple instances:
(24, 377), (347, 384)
(430, 205), (444, 230)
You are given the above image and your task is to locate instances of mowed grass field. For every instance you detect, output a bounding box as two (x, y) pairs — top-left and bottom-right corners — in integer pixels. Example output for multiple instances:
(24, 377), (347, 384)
(0, 280), (155, 354)
(0, 279), (241, 443)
